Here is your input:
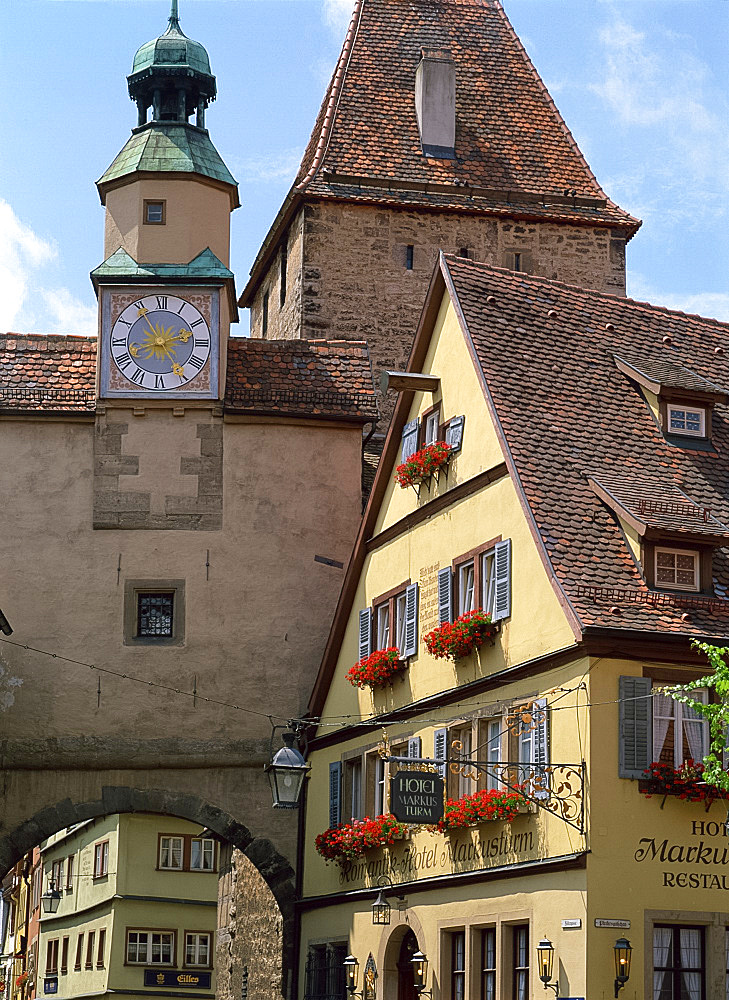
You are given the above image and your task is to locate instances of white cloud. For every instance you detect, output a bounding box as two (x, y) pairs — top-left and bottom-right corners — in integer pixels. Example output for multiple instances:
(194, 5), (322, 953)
(227, 146), (304, 184)
(322, 0), (353, 37)
(628, 273), (729, 325)
(0, 198), (96, 337)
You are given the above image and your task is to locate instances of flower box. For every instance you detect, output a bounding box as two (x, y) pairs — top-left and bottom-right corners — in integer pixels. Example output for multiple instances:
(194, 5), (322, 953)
(436, 788), (525, 832)
(395, 441), (452, 489)
(424, 609), (497, 661)
(346, 647), (406, 689)
(315, 814), (409, 864)
(640, 760), (729, 806)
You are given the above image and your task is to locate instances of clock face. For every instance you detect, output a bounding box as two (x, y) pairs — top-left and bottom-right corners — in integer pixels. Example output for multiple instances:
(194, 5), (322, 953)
(109, 293), (211, 392)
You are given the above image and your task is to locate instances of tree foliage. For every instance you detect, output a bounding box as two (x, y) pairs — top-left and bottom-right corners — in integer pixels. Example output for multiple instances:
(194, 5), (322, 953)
(662, 641), (729, 792)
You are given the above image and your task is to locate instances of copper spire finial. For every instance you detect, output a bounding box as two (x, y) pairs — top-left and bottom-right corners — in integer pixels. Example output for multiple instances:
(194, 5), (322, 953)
(169, 0), (180, 29)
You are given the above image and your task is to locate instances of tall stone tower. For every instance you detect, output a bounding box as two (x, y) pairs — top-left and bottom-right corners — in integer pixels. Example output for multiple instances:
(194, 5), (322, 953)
(240, 0), (641, 434)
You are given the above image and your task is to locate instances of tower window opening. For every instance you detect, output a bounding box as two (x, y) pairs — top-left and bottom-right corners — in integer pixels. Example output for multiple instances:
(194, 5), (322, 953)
(458, 247), (469, 259)
(144, 201), (166, 225)
(513, 252), (522, 271)
(262, 291), (269, 337)
(280, 243), (288, 308)
(406, 245), (414, 270)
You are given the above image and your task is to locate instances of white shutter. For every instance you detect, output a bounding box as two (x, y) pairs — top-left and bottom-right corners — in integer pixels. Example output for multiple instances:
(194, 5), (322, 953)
(492, 539), (512, 621)
(618, 676), (653, 779)
(358, 608), (372, 659)
(329, 762), (342, 828)
(401, 419), (419, 461)
(402, 583), (419, 658)
(437, 568), (453, 624)
(408, 736), (422, 759)
(434, 728), (448, 779)
(445, 415), (465, 452)
(531, 698), (550, 800)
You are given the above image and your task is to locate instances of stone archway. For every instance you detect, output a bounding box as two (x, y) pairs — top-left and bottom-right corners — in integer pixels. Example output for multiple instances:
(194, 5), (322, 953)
(378, 915), (427, 1000)
(0, 785), (296, 997)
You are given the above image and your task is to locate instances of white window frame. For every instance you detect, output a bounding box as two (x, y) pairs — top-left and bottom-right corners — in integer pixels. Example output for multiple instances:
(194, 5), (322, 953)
(93, 842), (109, 879)
(653, 687), (709, 768)
(424, 408), (440, 446)
(458, 561), (475, 615)
(159, 836), (184, 871)
(481, 549), (497, 617)
(485, 718), (501, 792)
(184, 932), (211, 968)
(395, 592), (407, 653)
(455, 726), (472, 798)
(374, 757), (386, 815)
(376, 602), (390, 648)
(126, 930), (174, 966)
(190, 838), (215, 872)
(347, 757), (362, 822)
(655, 547), (700, 592)
(667, 403), (706, 438)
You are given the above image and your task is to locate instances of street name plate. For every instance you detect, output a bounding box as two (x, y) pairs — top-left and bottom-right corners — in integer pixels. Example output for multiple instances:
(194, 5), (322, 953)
(595, 919), (630, 929)
(561, 919), (582, 929)
(390, 769), (444, 824)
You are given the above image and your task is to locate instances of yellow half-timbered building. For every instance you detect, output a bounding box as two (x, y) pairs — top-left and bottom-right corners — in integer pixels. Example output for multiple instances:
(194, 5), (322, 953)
(297, 255), (729, 1000)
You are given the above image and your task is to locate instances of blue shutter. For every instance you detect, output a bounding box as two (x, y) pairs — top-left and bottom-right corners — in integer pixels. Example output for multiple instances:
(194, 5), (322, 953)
(401, 419), (419, 461)
(434, 728), (448, 779)
(329, 762), (342, 828)
(532, 698), (550, 800)
(492, 539), (512, 621)
(437, 568), (452, 624)
(619, 676), (652, 779)
(358, 608), (372, 660)
(408, 736), (422, 759)
(402, 583), (419, 658)
(446, 415), (465, 453)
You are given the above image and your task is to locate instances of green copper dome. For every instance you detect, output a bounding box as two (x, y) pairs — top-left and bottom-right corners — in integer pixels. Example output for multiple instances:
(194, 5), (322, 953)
(131, 13), (211, 77)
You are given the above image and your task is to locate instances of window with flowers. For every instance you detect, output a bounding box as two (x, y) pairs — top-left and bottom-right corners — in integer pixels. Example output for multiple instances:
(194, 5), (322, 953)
(437, 539), (511, 628)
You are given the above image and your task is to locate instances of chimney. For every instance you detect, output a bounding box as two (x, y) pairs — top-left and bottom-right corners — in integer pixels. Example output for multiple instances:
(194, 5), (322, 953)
(415, 48), (456, 158)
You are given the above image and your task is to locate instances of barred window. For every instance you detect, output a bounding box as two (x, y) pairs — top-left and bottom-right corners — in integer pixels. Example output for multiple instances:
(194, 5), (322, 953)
(304, 943), (347, 1000)
(137, 593), (174, 637)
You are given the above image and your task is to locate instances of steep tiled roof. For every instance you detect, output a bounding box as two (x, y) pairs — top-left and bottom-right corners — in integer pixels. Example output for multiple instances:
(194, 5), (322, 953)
(0, 335), (97, 412)
(296, 0), (638, 231)
(613, 353), (727, 398)
(224, 339), (379, 421)
(442, 255), (729, 637)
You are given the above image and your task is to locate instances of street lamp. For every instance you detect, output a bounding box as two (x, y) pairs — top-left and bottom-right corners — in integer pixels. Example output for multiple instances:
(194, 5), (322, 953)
(613, 938), (632, 997)
(536, 938), (559, 996)
(410, 951), (432, 998)
(371, 874), (405, 925)
(265, 731), (309, 809)
(343, 955), (361, 997)
(41, 879), (61, 914)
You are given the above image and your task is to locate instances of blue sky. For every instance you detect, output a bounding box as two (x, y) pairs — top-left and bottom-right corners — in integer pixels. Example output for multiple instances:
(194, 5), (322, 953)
(1, 0), (727, 337)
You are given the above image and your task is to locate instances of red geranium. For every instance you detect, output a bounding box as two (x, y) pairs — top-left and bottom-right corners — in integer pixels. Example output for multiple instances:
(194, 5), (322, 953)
(424, 609), (497, 660)
(437, 788), (524, 832)
(395, 441), (452, 489)
(641, 759), (729, 804)
(346, 647), (405, 688)
(315, 814), (409, 863)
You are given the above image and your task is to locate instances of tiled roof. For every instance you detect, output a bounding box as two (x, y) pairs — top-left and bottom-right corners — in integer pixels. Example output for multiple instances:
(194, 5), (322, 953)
(442, 254), (729, 637)
(613, 353), (727, 398)
(587, 474), (729, 541)
(224, 339), (379, 421)
(91, 247), (234, 283)
(0, 335), (97, 412)
(296, 0), (639, 233)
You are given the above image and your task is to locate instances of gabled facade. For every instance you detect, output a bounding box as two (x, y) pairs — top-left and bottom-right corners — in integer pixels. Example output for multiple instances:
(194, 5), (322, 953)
(240, 0), (640, 427)
(298, 256), (729, 1000)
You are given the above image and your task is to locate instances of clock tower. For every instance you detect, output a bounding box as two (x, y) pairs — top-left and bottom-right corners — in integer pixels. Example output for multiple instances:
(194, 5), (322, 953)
(93, 0), (238, 402)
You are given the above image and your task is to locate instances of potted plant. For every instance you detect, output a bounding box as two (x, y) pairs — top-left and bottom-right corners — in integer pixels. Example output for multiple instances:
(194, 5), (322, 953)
(436, 788), (525, 832)
(640, 759), (729, 806)
(395, 441), (452, 489)
(424, 609), (497, 661)
(346, 647), (406, 689)
(315, 814), (409, 864)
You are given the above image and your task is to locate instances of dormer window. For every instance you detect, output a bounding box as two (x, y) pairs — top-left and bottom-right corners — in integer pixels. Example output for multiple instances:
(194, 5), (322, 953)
(667, 404), (705, 438)
(654, 547), (699, 592)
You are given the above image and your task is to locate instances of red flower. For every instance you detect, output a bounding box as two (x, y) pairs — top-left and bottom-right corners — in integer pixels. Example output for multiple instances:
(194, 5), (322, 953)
(424, 609), (497, 661)
(315, 814), (409, 863)
(346, 647), (405, 689)
(640, 760), (729, 805)
(436, 788), (525, 832)
(395, 441), (452, 489)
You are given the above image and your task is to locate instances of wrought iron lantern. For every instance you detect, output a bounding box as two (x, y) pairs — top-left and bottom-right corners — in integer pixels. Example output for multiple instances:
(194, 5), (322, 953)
(536, 938), (559, 996)
(343, 955), (360, 996)
(410, 951), (432, 997)
(265, 731), (309, 809)
(613, 937), (632, 997)
(41, 879), (61, 914)
(371, 887), (390, 925)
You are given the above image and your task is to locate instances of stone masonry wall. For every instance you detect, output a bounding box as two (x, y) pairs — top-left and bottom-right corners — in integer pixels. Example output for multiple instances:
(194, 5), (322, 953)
(248, 213), (305, 340)
(248, 200), (627, 424)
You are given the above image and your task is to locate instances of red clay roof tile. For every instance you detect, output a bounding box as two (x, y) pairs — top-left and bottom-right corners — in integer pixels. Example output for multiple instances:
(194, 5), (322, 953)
(0, 334), (97, 412)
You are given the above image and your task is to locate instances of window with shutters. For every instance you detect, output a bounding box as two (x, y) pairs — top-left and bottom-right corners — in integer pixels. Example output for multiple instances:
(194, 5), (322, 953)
(509, 700), (549, 796)
(653, 688), (708, 768)
(343, 756), (364, 822)
(478, 717), (503, 792)
(421, 404), (441, 447)
(329, 761), (342, 827)
(444, 414), (465, 453)
(362, 582), (419, 660)
(401, 418), (419, 462)
(364, 742), (407, 816)
(451, 540), (503, 620)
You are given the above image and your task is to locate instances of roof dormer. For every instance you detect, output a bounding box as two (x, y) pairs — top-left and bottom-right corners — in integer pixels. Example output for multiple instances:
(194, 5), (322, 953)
(614, 353), (727, 449)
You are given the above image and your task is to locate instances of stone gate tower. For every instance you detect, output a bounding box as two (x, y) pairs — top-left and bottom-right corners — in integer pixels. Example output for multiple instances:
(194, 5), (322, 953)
(240, 0), (641, 435)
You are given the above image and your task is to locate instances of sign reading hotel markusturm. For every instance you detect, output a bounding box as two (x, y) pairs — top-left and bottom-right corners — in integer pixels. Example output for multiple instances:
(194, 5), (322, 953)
(144, 970), (212, 989)
(390, 769), (444, 824)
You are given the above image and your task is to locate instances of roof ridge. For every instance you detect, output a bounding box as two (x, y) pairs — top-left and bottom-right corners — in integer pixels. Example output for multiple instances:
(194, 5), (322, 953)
(295, 0), (365, 192)
(442, 254), (729, 331)
(0, 333), (97, 346)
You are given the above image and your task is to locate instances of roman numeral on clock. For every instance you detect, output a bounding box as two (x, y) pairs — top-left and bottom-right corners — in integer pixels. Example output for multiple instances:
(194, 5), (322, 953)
(115, 352), (132, 370)
(128, 367), (146, 386)
(194, 338), (209, 348)
(177, 300), (187, 314)
(156, 296), (168, 310)
(112, 337), (127, 347)
(133, 301), (145, 310)
(154, 375), (166, 389)
(116, 318), (131, 328)
(188, 354), (205, 370)
(190, 318), (204, 328)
